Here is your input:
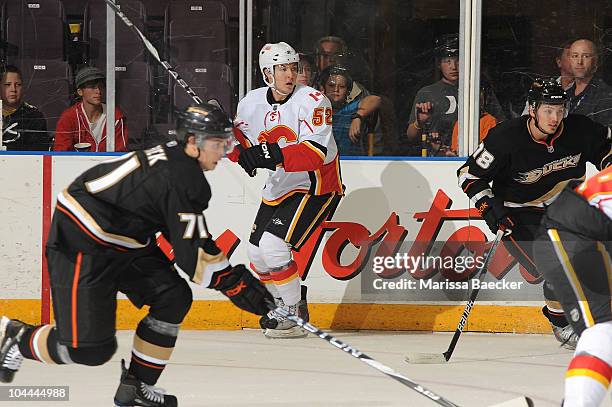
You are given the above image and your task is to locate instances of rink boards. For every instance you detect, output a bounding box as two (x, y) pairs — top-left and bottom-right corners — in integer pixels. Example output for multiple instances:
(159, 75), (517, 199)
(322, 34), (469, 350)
(1, 153), (580, 333)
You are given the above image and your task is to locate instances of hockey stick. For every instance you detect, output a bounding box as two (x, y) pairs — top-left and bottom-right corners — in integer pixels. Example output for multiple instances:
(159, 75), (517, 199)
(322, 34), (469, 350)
(272, 305), (532, 407)
(405, 227), (506, 364)
(105, 0), (254, 155)
(104, 0), (204, 105)
(272, 305), (460, 407)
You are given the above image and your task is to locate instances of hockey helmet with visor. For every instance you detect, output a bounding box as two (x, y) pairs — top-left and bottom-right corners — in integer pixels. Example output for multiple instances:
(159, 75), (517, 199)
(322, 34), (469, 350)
(176, 104), (235, 155)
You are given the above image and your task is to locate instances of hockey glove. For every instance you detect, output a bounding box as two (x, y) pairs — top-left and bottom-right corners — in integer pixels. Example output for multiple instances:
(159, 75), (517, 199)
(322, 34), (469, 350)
(477, 197), (514, 236)
(209, 264), (273, 316)
(238, 142), (284, 176)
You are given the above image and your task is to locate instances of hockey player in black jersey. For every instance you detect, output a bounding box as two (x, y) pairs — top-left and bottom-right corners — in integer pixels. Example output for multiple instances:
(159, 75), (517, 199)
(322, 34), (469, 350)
(535, 168), (612, 406)
(458, 78), (612, 349)
(0, 104), (273, 406)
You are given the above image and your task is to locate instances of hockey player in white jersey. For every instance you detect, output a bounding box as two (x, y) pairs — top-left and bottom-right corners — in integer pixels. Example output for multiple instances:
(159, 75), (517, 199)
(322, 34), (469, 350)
(228, 42), (343, 338)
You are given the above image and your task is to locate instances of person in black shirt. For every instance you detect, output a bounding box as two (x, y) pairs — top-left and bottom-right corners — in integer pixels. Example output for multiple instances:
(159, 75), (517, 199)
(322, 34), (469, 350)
(0, 104), (272, 407)
(566, 39), (612, 127)
(458, 78), (612, 349)
(1, 65), (49, 151)
(535, 168), (612, 407)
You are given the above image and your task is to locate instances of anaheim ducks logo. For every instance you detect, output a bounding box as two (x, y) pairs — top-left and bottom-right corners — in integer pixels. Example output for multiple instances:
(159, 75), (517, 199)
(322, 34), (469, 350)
(257, 125), (298, 144)
(515, 153), (581, 184)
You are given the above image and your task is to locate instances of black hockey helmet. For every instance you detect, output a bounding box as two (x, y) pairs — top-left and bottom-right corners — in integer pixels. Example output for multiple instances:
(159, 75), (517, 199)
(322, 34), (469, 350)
(434, 33), (459, 59)
(318, 65), (353, 93)
(175, 103), (235, 152)
(527, 77), (568, 109)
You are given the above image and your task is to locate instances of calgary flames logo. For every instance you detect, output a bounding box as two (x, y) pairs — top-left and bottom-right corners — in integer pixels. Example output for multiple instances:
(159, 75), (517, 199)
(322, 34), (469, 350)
(257, 125), (299, 145)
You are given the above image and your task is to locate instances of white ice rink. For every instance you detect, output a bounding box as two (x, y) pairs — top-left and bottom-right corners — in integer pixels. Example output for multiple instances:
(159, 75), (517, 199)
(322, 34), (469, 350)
(4, 329), (589, 406)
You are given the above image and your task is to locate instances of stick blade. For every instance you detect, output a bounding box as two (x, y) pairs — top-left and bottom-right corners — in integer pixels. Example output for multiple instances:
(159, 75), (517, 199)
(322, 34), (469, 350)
(404, 352), (448, 364)
(488, 397), (534, 407)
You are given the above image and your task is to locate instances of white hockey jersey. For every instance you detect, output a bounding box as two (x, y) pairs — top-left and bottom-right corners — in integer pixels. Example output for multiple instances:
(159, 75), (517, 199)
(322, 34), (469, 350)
(233, 84), (343, 203)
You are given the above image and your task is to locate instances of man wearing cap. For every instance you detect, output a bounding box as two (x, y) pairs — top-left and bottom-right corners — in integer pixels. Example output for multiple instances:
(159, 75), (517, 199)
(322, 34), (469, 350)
(53, 67), (128, 152)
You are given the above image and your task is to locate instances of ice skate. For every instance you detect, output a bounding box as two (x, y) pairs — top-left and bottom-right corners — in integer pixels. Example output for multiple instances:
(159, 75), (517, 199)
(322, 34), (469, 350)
(551, 323), (578, 350)
(114, 359), (178, 407)
(0, 316), (28, 383)
(260, 286), (309, 339)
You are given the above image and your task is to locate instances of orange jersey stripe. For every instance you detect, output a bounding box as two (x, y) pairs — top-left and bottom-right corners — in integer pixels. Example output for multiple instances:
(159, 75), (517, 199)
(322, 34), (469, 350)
(71, 252), (83, 348)
(577, 166), (612, 202)
(262, 189), (310, 206)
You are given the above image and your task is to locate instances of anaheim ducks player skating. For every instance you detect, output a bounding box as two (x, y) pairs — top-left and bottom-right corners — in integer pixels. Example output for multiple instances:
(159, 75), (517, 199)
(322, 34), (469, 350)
(0, 104), (273, 406)
(458, 78), (612, 349)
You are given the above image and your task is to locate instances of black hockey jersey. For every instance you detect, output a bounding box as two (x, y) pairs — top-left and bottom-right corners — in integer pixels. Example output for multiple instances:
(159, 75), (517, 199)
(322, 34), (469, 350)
(458, 115), (612, 208)
(47, 141), (229, 285)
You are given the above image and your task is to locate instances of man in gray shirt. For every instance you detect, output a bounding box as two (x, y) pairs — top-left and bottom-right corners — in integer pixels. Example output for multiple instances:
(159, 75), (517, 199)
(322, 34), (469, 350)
(406, 34), (459, 156)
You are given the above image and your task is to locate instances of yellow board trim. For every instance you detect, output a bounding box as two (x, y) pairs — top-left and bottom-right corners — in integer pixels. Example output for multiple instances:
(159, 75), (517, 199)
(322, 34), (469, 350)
(1, 299), (552, 333)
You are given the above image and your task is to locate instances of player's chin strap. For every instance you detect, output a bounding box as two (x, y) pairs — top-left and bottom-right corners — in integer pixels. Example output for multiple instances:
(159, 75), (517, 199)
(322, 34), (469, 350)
(534, 119), (556, 136)
(265, 70), (291, 97)
(532, 102), (564, 136)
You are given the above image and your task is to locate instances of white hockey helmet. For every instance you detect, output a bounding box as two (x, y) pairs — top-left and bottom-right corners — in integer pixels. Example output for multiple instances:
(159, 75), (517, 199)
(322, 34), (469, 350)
(259, 42), (299, 86)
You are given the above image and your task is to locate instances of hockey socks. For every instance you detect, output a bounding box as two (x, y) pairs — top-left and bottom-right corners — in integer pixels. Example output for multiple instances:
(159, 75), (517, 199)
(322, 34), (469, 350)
(129, 316), (179, 385)
(270, 261), (301, 306)
(565, 355), (612, 406)
(18, 324), (70, 364)
(251, 265), (281, 298)
(542, 305), (569, 328)
(564, 322), (612, 406)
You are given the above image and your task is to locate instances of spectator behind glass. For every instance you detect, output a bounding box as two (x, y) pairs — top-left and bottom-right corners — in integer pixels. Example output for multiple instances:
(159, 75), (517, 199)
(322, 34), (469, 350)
(319, 65), (381, 156)
(314, 36), (369, 103)
(521, 40), (575, 116)
(565, 38), (612, 127)
(1, 65), (49, 151)
(451, 82), (498, 154)
(297, 53), (314, 86)
(557, 40), (575, 90)
(406, 34), (460, 156)
(53, 67), (128, 152)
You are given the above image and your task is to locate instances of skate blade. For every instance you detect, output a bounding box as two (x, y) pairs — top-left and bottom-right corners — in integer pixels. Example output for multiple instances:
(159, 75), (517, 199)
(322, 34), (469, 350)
(404, 352), (448, 364)
(264, 326), (308, 339)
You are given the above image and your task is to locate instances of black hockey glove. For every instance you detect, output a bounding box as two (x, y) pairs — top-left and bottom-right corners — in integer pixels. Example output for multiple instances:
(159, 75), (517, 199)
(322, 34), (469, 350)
(209, 264), (273, 316)
(238, 142), (284, 176)
(477, 197), (514, 236)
